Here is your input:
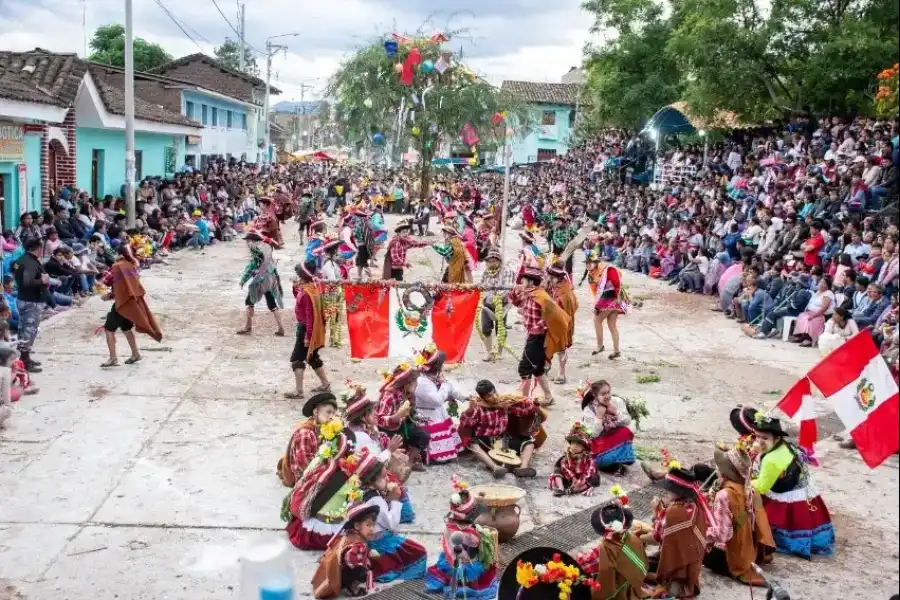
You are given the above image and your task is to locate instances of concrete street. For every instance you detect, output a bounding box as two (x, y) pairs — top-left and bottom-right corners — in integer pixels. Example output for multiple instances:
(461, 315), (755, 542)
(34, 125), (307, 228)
(1, 215), (897, 599)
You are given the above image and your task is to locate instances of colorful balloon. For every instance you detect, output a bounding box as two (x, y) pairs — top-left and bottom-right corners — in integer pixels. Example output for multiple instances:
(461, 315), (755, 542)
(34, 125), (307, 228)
(372, 132), (386, 146)
(394, 63), (404, 74)
(384, 40), (398, 57)
(363, 98), (373, 108)
(421, 60), (435, 73)
(491, 112), (505, 126)
(411, 126), (421, 136)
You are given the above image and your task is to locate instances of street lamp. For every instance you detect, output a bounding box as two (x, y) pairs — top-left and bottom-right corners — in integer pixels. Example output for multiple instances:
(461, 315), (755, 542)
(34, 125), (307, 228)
(263, 32), (301, 164)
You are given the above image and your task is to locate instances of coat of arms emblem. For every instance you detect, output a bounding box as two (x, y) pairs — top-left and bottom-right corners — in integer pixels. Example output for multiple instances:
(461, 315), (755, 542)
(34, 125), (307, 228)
(855, 378), (876, 411)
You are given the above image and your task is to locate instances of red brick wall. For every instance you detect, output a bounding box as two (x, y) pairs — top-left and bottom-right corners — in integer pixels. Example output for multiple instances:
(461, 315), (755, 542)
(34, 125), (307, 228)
(54, 108), (78, 192)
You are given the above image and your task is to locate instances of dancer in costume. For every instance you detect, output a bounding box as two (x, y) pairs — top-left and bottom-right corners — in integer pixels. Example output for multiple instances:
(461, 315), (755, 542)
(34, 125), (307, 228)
(547, 262), (577, 384)
(352, 206), (376, 280)
(306, 219), (328, 269)
(285, 427), (357, 550)
(356, 453), (428, 584)
(548, 213), (577, 274)
(645, 467), (713, 599)
(459, 379), (540, 479)
(433, 225), (473, 284)
(277, 392), (339, 488)
(255, 196), (283, 247)
(548, 422), (599, 496)
(237, 230), (285, 337)
(285, 260), (330, 399)
(461, 215), (479, 265)
(478, 248), (515, 362)
(376, 362), (429, 472)
(749, 414), (835, 559)
(311, 502), (379, 599)
(507, 266), (571, 406)
(592, 259), (628, 360)
(580, 380), (635, 475)
(577, 500), (650, 599)
(704, 441), (776, 585)
(382, 220), (431, 282)
(424, 477), (499, 598)
(320, 237), (346, 348)
(98, 243), (163, 367)
(343, 381), (416, 524)
(517, 232), (545, 278)
(413, 345), (463, 464)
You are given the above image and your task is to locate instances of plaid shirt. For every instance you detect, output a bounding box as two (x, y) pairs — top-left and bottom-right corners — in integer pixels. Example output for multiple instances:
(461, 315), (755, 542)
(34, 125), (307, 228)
(389, 237), (430, 268)
(558, 451), (597, 490)
(288, 423), (319, 480)
(480, 265), (516, 304)
(342, 539), (371, 569)
(376, 389), (407, 431)
(460, 398), (536, 438)
(508, 288), (547, 335)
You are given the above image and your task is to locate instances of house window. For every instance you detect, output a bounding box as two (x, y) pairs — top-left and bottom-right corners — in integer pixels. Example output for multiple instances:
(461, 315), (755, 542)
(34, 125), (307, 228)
(541, 111), (556, 125)
(201, 105), (208, 125)
(241, 114), (248, 130)
(211, 107), (219, 127)
(185, 101), (195, 120)
(226, 110), (233, 129)
(134, 150), (143, 181)
(537, 148), (557, 162)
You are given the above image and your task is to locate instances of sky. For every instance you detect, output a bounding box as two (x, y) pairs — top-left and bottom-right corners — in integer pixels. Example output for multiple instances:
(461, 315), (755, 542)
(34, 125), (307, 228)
(0, 0), (592, 101)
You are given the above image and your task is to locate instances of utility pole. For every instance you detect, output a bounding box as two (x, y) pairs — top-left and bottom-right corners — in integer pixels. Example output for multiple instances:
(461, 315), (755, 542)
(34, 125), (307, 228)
(124, 0), (136, 226)
(238, 3), (246, 73)
(263, 33), (298, 164)
(499, 132), (512, 265)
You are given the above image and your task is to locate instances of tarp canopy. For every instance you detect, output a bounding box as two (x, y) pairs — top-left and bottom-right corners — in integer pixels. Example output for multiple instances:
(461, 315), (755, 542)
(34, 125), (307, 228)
(291, 150), (336, 161)
(645, 101), (745, 135)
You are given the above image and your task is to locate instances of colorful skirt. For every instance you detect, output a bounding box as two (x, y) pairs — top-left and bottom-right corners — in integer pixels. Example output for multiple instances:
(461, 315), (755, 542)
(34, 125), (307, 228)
(422, 417), (462, 464)
(400, 490), (416, 524)
(369, 531), (428, 584)
(591, 427), (636, 469)
(424, 553), (498, 598)
(285, 515), (341, 551)
(338, 243), (356, 261)
(763, 485), (835, 559)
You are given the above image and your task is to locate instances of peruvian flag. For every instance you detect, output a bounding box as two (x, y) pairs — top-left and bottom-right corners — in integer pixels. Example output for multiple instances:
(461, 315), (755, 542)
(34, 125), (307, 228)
(776, 376), (819, 453)
(344, 284), (480, 364)
(806, 331), (900, 469)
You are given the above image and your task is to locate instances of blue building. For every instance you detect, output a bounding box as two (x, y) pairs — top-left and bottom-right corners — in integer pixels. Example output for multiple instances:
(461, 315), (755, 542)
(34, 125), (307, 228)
(500, 81), (580, 165)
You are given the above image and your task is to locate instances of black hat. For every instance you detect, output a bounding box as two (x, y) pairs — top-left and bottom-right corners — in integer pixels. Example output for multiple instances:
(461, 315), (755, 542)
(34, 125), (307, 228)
(729, 406), (761, 436)
(394, 220), (412, 233)
(661, 467), (699, 498)
(753, 415), (788, 438)
(590, 503), (634, 536)
(342, 502), (380, 531)
(498, 548), (591, 600)
(302, 392), (338, 418)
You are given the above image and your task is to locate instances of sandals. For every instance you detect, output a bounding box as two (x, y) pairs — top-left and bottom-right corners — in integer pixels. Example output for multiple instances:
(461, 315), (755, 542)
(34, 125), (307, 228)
(235, 328), (252, 336)
(799, 340), (813, 348)
(591, 346), (606, 356)
(309, 383), (331, 393)
(492, 467), (508, 479)
(514, 467), (537, 479)
(125, 355), (142, 365)
(100, 359), (119, 368)
(608, 352), (621, 360)
(553, 377), (567, 384)
(274, 329), (286, 337)
(538, 396), (555, 408)
(284, 391), (305, 400)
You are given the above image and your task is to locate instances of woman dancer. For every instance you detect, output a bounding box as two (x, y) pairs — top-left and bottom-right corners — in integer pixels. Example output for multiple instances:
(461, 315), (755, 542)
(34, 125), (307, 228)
(592, 259), (628, 359)
(413, 346), (463, 464)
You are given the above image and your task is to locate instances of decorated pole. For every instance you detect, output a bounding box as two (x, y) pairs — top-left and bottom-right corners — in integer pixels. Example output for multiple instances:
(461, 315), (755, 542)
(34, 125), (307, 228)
(499, 132), (512, 265)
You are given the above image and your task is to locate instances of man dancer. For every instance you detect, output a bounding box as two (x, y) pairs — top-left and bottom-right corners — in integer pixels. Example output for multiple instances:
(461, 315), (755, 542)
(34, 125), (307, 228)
(381, 220), (430, 281)
(478, 248), (515, 361)
(285, 261), (331, 400)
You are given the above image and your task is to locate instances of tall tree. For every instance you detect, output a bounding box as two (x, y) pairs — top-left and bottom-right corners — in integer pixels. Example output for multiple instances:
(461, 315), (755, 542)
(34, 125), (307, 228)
(88, 24), (173, 72)
(328, 34), (529, 199)
(214, 38), (258, 75)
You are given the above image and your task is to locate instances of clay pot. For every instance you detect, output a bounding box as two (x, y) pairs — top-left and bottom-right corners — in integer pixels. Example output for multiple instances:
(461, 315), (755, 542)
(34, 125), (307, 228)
(475, 503), (521, 543)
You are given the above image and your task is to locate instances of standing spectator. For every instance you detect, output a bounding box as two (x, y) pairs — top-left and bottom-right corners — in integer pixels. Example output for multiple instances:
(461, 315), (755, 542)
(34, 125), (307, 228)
(11, 239), (47, 373)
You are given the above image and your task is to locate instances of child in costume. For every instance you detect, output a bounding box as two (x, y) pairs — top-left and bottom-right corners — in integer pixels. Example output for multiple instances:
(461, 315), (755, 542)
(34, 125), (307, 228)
(357, 450), (428, 584)
(424, 477), (499, 598)
(311, 502), (379, 599)
(549, 422), (599, 496)
(342, 381), (416, 523)
(580, 380), (635, 475)
(577, 496), (651, 599)
(277, 392), (339, 488)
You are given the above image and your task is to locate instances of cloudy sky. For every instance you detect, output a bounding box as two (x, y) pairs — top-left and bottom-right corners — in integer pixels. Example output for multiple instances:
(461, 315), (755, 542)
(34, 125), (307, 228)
(0, 0), (592, 101)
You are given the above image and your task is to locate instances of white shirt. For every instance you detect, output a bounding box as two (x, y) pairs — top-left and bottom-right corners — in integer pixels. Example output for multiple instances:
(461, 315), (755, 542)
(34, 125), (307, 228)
(697, 255), (710, 275)
(321, 259), (341, 281)
(414, 375), (464, 425)
(367, 495), (402, 534)
(580, 396), (632, 438)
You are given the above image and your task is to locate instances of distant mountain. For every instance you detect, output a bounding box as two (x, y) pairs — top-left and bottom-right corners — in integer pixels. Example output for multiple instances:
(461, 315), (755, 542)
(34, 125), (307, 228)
(272, 100), (327, 115)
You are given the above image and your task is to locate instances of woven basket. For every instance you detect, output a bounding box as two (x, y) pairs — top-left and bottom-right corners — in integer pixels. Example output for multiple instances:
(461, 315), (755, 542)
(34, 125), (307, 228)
(469, 484), (526, 507)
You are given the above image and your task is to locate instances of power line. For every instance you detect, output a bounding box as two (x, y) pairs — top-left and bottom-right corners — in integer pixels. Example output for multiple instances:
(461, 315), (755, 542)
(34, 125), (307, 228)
(152, 0), (205, 52)
(210, 0), (263, 55)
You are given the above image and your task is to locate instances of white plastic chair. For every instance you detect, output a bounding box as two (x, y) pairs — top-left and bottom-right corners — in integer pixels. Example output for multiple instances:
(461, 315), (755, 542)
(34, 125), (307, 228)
(780, 316), (798, 341)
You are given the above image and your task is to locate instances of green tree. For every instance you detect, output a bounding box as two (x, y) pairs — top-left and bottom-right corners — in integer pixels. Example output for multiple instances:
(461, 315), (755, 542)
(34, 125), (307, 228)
(214, 38), (258, 75)
(88, 24), (173, 72)
(327, 35), (529, 199)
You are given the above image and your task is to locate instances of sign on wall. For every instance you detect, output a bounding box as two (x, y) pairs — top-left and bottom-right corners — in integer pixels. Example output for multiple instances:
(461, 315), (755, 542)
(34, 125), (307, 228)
(0, 122), (25, 161)
(17, 164), (26, 215)
(164, 147), (176, 176)
(538, 124), (558, 141)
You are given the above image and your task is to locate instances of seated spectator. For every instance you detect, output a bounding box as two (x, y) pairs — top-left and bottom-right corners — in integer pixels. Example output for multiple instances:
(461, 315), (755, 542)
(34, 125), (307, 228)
(854, 283), (891, 329)
(790, 276), (835, 347)
(818, 307), (859, 356)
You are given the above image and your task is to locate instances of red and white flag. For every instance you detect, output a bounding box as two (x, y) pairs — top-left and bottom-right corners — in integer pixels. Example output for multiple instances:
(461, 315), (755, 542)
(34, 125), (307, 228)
(343, 284), (479, 364)
(776, 376), (818, 453)
(806, 331), (900, 468)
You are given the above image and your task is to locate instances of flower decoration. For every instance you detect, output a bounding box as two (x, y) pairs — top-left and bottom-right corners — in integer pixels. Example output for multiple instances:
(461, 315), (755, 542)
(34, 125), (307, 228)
(516, 554), (601, 600)
(339, 454), (360, 476)
(659, 449), (681, 470)
(320, 418), (344, 441)
(576, 379), (592, 400)
(610, 484), (629, 507)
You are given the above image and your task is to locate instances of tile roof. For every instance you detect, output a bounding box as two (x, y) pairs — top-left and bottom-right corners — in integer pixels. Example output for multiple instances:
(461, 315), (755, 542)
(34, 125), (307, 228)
(88, 65), (200, 128)
(0, 49), (86, 106)
(149, 53), (280, 95)
(501, 81), (580, 106)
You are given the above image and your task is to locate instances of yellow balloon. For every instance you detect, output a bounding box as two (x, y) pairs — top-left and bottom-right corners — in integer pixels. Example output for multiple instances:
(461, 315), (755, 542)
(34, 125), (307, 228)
(411, 126), (421, 136)
(467, 158), (477, 165)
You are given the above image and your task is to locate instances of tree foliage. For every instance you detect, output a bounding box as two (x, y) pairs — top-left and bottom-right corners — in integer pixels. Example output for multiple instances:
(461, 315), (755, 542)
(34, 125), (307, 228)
(580, 0), (900, 129)
(214, 38), (258, 75)
(88, 24), (173, 72)
(327, 34), (530, 196)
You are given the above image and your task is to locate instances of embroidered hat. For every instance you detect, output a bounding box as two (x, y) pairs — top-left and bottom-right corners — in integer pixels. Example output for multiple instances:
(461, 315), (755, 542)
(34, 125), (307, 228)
(441, 224), (460, 237)
(590, 502), (634, 536)
(321, 236), (342, 252)
(395, 220), (413, 233)
(378, 362), (419, 392)
(517, 266), (544, 284)
(342, 501), (380, 530)
(729, 406), (761, 436)
(486, 247), (502, 262)
(413, 343), (445, 371)
(713, 444), (751, 482)
(565, 422), (592, 450)
(448, 476), (481, 521)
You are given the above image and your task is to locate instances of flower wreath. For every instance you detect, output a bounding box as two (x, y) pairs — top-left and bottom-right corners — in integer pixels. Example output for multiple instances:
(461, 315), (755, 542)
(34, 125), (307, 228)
(315, 418), (345, 461)
(516, 553), (600, 600)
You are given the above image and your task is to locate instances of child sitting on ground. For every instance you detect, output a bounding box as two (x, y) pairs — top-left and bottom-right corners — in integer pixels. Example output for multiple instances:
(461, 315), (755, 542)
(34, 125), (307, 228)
(311, 502), (380, 598)
(0, 345), (18, 427)
(549, 422), (599, 496)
